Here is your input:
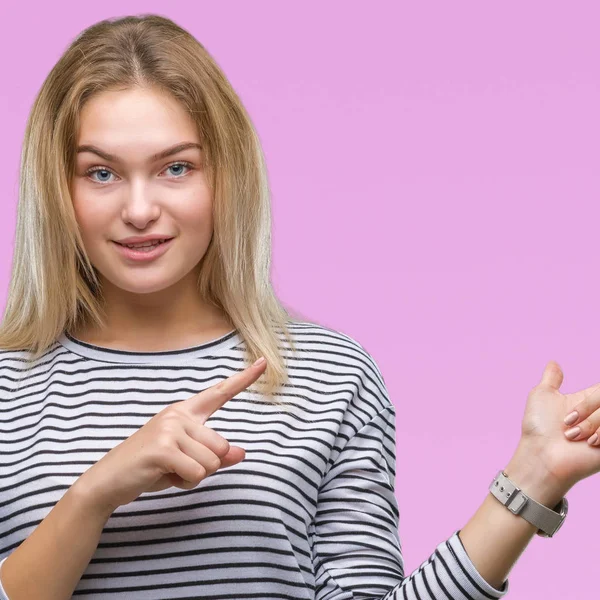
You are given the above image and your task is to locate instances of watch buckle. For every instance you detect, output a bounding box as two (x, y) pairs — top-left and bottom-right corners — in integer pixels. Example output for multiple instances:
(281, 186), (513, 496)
(505, 489), (528, 514)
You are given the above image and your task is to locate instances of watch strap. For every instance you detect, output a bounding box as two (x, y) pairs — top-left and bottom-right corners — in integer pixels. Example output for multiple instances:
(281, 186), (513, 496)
(489, 470), (568, 538)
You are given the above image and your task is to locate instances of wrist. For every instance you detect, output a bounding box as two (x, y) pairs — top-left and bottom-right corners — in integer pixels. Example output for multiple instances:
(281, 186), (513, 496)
(69, 477), (116, 522)
(504, 441), (569, 509)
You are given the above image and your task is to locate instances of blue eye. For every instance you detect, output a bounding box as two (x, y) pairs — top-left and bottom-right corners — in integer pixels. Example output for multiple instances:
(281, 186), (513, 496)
(85, 161), (194, 184)
(166, 163), (190, 177)
(88, 169), (114, 183)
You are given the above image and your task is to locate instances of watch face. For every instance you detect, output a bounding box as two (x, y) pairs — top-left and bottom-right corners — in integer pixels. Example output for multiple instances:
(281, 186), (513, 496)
(554, 497), (568, 515)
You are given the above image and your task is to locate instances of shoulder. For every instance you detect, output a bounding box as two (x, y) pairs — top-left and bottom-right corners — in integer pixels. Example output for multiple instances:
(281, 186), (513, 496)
(283, 319), (383, 372)
(0, 342), (64, 394)
(282, 319), (391, 414)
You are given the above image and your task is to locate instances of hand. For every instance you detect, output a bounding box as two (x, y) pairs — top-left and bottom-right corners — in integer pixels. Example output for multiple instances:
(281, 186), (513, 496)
(74, 357), (268, 517)
(561, 383), (600, 446)
(518, 360), (600, 492)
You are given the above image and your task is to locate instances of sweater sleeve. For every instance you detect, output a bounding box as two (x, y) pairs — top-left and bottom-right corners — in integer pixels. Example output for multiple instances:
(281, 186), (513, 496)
(310, 384), (510, 598)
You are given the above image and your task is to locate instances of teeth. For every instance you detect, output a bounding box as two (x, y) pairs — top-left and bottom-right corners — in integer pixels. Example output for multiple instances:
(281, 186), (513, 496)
(123, 239), (167, 249)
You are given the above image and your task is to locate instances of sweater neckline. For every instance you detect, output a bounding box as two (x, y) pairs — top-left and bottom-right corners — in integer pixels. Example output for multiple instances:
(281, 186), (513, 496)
(57, 329), (243, 364)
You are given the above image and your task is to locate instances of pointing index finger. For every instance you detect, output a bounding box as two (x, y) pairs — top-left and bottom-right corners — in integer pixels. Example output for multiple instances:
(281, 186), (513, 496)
(186, 356), (267, 423)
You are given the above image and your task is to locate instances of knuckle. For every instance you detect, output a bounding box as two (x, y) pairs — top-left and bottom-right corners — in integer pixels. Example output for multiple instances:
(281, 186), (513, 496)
(206, 455), (222, 472)
(159, 420), (179, 436)
(581, 388), (600, 414)
(582, 417), (595, 433)
(155, 433), (176, 452)
(194, 463), (207, 480)
(164, 405), (187, 420)
(157, 409), (182, 427)
(214, 378), (227, 390)
(201, 429), (230, 457)
(216, 438), (230, 456)
(156, 447), (178, 471)
(213, 382), (230, 398)
(157, 413), (185, 432)
(575, 399), (588, 416)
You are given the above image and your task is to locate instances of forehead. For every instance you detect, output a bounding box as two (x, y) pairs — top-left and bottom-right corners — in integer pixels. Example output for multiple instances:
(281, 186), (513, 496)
(77, 87), (200, 147)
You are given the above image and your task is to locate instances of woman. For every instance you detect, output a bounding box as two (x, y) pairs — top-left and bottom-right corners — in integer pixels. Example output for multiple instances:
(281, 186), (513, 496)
(0, 14), (598, 600)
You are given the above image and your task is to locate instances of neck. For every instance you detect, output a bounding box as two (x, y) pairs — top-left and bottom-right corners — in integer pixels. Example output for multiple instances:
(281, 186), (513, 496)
(71, 276), (234, 352)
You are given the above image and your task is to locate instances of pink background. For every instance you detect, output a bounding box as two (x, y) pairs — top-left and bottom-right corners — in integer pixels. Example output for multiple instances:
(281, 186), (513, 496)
(1, 2), (598, 597)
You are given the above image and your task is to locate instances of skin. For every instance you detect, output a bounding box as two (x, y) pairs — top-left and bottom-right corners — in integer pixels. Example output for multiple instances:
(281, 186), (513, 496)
(70, 85), (233, 351)
(562, 382), (600, 446)
(450, 356), (600, 590)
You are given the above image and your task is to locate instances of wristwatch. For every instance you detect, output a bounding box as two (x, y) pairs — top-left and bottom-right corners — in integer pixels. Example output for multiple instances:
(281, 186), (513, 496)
(489, 470), (568, 538)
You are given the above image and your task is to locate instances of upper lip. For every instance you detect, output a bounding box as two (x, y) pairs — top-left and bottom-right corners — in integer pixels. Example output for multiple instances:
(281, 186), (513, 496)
(114, 235), (174, 244)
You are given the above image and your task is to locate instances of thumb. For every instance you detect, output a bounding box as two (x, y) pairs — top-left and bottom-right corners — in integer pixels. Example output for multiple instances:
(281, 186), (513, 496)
(539, 360), (564, 391)
(219, 445), (246, 468)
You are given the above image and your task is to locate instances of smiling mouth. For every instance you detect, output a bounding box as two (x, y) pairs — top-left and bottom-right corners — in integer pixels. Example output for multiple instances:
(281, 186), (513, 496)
(115, 239), (172, 249)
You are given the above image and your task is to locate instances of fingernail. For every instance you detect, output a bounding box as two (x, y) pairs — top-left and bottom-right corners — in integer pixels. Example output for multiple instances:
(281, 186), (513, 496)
(564, 411), (579, 426)
(252, 356), (266, 367)
(588, 433), (599, 445)
(564, 426), (581, 440)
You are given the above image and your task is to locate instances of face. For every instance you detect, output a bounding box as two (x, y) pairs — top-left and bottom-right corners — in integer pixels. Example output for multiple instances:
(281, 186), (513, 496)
(71, 86), (212, 298)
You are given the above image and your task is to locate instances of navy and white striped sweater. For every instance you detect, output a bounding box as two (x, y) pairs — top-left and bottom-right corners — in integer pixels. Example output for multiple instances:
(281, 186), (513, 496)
(0, 320), (509, 598)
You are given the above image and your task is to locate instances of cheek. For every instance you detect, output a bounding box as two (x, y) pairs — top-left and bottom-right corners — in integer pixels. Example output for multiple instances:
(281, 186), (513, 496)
(71, 193), (112, 246)
(178, 195), (213, 234)
(73, 204), (111, 243)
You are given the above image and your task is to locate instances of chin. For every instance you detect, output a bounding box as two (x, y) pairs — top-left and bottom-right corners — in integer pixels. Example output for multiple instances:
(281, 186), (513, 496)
(107, 273), (183, 295)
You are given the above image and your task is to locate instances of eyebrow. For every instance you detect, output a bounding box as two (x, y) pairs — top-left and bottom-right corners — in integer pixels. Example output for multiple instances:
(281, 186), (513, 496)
(75, 142), (202, 163)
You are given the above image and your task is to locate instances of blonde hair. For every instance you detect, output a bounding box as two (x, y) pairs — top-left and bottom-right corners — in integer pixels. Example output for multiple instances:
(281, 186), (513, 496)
(0, 13), (309, 405)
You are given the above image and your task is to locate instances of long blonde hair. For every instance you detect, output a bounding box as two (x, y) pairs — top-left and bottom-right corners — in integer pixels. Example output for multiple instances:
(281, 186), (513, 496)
(0, 13), (308, 404)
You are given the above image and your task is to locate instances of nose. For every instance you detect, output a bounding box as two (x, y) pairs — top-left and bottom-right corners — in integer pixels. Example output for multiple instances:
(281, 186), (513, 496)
(120, 179), (161, 229)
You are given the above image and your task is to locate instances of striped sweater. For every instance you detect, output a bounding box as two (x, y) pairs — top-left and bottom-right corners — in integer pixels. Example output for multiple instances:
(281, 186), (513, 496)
(0, 320), (509, 598)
